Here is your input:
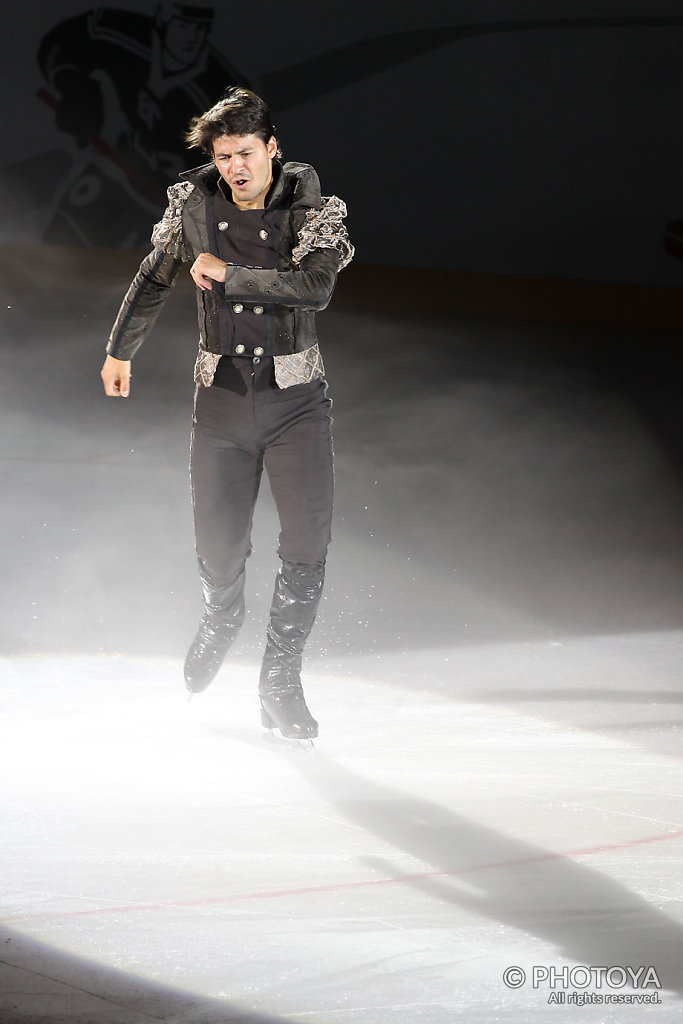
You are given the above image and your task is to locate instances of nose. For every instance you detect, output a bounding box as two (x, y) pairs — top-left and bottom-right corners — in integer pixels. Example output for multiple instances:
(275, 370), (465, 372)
(179, 22), (202, 44)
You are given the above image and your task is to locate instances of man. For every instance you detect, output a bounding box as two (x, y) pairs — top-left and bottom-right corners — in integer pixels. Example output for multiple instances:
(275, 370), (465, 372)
(101, 87), (353, 740)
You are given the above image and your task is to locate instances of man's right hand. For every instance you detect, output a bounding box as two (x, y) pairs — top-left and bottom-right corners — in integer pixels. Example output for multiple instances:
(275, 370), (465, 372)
(101, 355), (132, 397)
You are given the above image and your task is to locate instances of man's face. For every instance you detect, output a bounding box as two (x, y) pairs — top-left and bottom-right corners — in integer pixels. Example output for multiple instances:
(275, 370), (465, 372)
(212, 134), (277, 210)
(162, 16), (209, 70)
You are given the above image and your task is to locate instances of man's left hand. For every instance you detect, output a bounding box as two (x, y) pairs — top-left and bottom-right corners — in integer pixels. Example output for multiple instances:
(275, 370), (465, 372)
(190, 253), (228, 291)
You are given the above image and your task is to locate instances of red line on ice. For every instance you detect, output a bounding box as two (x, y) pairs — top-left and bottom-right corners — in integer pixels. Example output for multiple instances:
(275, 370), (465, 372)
(4, 828), (683, 923)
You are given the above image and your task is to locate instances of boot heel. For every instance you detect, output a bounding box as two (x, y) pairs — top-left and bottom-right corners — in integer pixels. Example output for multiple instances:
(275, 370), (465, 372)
(260, 701), (276, 729)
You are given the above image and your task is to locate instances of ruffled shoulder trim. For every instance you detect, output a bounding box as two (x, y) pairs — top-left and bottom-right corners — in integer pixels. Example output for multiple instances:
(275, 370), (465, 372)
(150, 181), (195, 262)
(291, 196), (354, 270)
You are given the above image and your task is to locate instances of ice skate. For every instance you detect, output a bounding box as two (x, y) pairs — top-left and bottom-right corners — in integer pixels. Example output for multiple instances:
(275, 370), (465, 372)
(184, 615), (240, 693)
(260, 681), (318, 745)
(184, 568), (245, 693)
(258, 561), (323, 746)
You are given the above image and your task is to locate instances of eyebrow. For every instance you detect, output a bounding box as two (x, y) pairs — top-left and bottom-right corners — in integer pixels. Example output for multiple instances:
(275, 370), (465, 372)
(215, 146), (253, 157)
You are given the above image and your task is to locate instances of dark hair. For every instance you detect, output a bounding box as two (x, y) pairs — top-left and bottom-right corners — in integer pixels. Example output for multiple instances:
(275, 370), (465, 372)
(185, 87), (281, 156)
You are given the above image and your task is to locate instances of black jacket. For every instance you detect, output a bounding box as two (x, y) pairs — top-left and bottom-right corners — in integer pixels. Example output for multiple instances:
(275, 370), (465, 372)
(107, 160), (352, 363)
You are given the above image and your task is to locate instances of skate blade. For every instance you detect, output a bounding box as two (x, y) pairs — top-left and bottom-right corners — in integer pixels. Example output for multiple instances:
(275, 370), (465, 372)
(262, 729), (315, 751)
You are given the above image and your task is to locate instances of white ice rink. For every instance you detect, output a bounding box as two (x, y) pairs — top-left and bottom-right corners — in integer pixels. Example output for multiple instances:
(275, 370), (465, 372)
(2, 635), (683, 1023)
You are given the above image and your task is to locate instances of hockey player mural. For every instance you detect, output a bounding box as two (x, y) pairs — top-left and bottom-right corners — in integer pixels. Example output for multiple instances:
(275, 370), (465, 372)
(30, 3), (683, 282)
(37, 3), (250, 246)
(34, 2), (464, 250)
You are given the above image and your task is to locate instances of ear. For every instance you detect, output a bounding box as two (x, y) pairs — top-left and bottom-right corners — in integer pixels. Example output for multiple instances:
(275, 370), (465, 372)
(267, 136), (278, 159)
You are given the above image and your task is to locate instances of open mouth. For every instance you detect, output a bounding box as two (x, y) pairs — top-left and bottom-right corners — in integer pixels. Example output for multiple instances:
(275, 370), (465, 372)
(232, 178), (249, 189)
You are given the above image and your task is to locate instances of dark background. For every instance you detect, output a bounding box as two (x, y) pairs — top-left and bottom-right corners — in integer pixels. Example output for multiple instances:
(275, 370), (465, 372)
(1, 0), (683, 285)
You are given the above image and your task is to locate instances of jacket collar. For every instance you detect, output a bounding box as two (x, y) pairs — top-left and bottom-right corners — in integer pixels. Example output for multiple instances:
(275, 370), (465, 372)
(179, 159), (322, 211)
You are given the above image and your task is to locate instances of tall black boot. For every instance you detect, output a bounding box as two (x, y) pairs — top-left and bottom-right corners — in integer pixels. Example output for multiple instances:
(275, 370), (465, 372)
(259, 561), (324, 739)
(184, 566), (245, 693)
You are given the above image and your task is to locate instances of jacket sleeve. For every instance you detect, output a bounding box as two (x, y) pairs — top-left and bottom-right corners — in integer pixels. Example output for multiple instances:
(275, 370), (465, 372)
(106, 248), (182, 360)
(222, 247), (341, 312)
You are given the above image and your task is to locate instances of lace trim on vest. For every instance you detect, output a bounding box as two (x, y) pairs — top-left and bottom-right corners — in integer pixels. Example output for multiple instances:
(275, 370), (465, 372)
(194, 349), (221, 387)
(194, 345), (325, 390)
(291, 196), (354, 269)
(150, 181), (195, 262)
(274, 343), (325, 388)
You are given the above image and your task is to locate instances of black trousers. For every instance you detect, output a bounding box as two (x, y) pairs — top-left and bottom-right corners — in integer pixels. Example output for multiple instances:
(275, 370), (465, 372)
(190, 357), (334, 588)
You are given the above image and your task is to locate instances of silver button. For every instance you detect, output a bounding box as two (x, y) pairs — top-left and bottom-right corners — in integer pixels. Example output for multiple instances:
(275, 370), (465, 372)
(218, 220), (229, 231)
(259, 229), (269, 240)
(235, 344), (245, 355)
(253, 305), (264, 315)
(254, 346), (264, 357)
(233, 303), (244, 314)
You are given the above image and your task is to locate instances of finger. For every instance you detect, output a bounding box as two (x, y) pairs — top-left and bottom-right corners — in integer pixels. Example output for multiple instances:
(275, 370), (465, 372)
(102, 374), (130, 397)
(191, 267), (212, 291)
(118, 372), (131, 398)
